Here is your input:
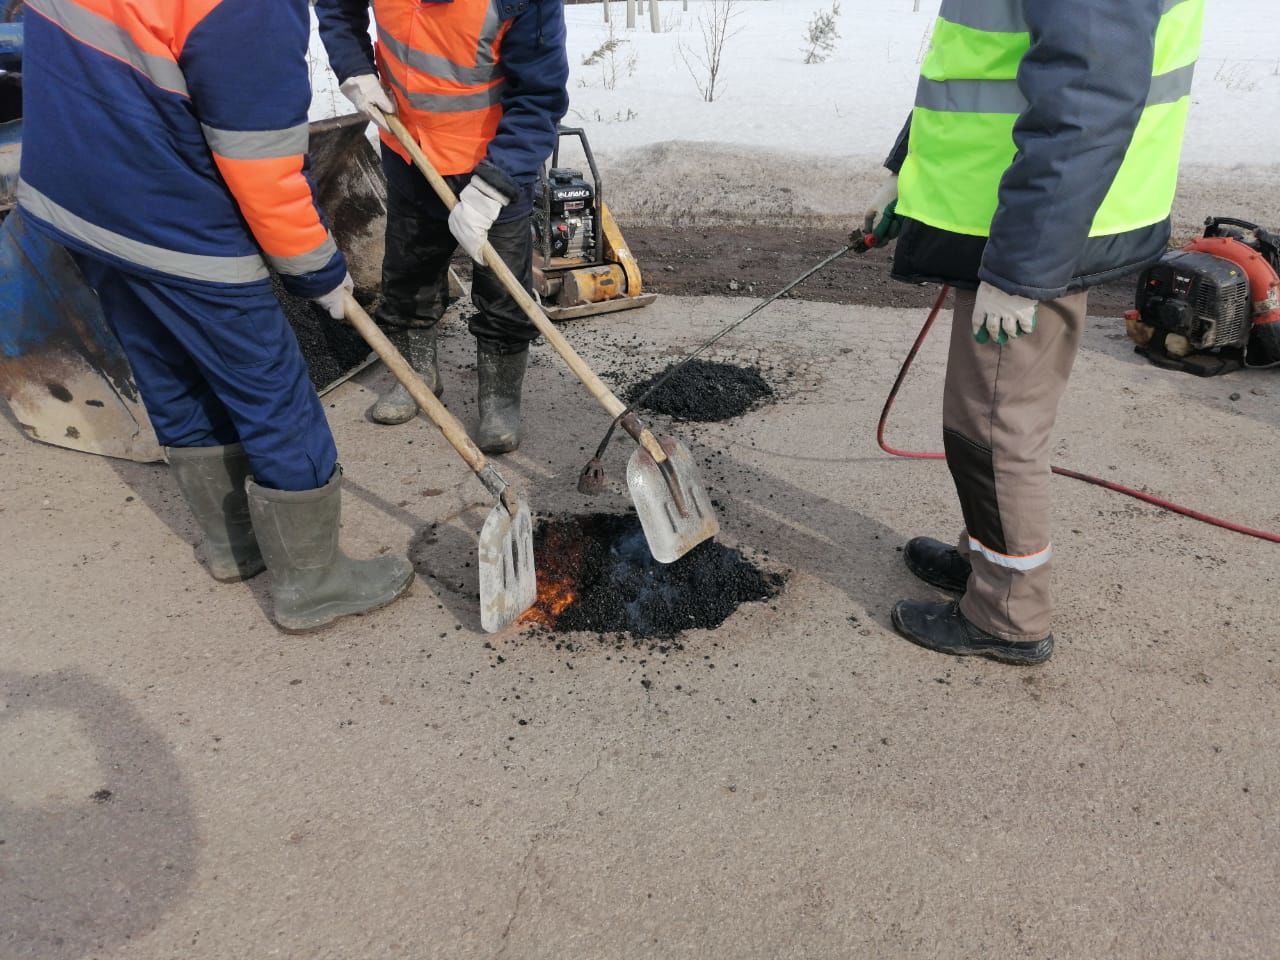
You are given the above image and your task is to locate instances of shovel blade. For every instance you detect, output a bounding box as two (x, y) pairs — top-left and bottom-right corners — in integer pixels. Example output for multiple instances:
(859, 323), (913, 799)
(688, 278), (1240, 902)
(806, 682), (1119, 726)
(626, 437), (719, 564)
(478, 497), (537, 633)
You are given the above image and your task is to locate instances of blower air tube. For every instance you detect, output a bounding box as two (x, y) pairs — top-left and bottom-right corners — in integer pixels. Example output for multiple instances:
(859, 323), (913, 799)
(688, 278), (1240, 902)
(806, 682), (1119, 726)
(1182, 236), (1280, 364)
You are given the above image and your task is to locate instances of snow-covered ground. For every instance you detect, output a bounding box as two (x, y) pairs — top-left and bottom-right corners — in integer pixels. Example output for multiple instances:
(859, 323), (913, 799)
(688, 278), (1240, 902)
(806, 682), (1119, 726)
(310, 0), (1280, 166)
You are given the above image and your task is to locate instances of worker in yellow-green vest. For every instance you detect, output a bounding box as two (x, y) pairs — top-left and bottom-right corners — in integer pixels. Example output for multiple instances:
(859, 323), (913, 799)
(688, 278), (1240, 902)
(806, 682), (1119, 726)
(860, 0), (1203, 664)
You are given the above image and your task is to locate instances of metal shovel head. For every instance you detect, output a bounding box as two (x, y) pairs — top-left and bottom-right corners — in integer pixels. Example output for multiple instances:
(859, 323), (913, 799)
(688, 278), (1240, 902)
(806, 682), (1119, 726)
(478, 496), (537, 633)
(626, 436), (720, 564)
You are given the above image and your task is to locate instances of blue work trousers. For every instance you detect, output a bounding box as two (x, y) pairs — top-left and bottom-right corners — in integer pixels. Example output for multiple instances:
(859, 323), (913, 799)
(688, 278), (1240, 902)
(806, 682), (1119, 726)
(72, 253), (338, 491)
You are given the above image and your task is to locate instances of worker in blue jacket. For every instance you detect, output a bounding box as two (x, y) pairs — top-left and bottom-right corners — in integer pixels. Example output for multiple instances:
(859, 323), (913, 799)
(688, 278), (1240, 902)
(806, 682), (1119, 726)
(316, 0), (569, 453)
(18, 0), (414, 631)
(862, 0), (1203, 663)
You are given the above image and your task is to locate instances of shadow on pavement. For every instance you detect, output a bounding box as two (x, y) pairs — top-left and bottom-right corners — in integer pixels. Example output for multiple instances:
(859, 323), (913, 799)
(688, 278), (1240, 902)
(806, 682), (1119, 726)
(342, 476), (485, 629)
(107, 457), (276, 624)
(0, 669), (198, 960)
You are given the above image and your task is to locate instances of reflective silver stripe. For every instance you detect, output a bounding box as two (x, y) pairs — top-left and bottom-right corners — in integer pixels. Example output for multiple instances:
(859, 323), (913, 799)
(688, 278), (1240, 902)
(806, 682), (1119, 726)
(25, 0), (189, 96)
(937, 0), (1024, 33)
(17, 179), (269, 285)
(968, 537), (1052, 572)
(201, 123), (310, 162)
(384, 69), (506, 113)
(376, 0), (506, 88)
(376, 23), (501, 86)
(473, 0), (507, 74)
(1148, 61), (1196, 105)
(267, 235), (340, 277)
(915, 76), (1025, 114)
(940, 0), (1194, 33)
(917, 63), (1195, 115)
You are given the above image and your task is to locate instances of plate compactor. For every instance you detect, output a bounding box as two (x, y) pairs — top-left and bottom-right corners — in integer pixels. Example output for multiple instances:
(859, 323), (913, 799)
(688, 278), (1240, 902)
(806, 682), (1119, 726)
(532, 127), (656, 321)
(1127, 217), (1280, 376)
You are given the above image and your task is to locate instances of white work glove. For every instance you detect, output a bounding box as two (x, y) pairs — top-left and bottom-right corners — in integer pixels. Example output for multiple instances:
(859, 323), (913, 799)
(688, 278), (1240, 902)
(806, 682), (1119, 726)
(972, 280), (1038, 345)
(448, 178), (510, 264)
(863, 173), (899, 235)
(339, 73), (396, 132)
(313, 272), (354, 322)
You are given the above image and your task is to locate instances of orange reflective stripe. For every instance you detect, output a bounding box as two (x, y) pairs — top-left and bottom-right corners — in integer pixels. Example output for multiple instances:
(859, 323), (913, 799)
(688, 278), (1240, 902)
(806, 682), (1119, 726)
(211, 153), (330, 260)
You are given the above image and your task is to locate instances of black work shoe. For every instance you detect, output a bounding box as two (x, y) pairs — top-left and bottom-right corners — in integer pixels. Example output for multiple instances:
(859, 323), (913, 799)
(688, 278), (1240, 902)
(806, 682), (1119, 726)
(903, 536), (971, 594)
(891, 600), (1053, 666)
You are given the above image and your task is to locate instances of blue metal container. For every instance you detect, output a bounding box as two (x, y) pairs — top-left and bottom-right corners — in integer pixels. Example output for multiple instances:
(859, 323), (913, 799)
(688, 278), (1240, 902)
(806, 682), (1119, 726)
(0, 210), (163, 460)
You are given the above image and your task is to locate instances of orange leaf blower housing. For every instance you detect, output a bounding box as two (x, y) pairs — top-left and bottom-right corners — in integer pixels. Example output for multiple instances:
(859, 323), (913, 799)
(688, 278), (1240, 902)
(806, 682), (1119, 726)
(1127, 217), (1280, 371)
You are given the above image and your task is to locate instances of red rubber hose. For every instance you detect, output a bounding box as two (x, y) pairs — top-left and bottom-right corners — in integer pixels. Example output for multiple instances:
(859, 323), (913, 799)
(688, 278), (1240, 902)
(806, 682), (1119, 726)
(877, 286), (1280, 544)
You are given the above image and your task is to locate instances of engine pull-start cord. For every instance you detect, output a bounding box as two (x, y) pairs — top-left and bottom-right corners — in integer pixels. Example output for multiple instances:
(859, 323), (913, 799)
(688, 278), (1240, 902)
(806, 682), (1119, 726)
(881, 286), (1280, 544)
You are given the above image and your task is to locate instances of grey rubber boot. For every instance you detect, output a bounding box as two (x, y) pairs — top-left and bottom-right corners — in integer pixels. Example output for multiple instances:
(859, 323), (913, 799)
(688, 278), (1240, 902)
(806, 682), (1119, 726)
(371, 326), (441, 425)
(476, 344), (528, 454)
(167, 443), (265, 582)
(245, 468), (415, 632)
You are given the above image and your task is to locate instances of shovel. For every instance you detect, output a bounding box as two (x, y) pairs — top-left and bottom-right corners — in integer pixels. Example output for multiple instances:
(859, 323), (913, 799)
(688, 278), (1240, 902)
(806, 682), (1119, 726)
(341, 293), (536, 632)
(381, 113), (717, 563)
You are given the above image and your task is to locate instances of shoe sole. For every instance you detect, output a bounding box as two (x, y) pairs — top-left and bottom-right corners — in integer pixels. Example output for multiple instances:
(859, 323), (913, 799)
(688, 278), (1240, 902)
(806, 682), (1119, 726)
(477, 434), (520, 455)
(208, 554), (267, 583)
(903, 550), (968, 595)
(211, 567), (266, 584)
(276, 570), (416, 634)
(890, 604), (1051, 666)
(369, 384), (444, 425)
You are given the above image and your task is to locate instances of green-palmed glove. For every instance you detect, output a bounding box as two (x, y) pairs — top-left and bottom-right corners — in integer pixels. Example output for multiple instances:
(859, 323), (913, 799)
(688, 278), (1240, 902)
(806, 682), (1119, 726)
(860, 174), (903, 245)
(972, 281), (1038, 345)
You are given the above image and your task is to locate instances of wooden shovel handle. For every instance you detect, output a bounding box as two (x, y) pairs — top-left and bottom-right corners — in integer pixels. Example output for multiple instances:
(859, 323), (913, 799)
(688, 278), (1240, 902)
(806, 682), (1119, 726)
(381, 112), (668, 465)
(343, 293), (489, 477)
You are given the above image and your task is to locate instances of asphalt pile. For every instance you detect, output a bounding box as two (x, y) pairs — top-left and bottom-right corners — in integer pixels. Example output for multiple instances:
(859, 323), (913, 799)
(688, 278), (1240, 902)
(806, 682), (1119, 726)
(272, 275), (372, 392)
(627, 359), (773, 422)
(524, 513), (781, 638)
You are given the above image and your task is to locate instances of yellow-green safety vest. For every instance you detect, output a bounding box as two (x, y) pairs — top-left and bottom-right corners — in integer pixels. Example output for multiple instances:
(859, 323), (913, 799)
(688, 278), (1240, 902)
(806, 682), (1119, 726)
(897, 0), (1204, 239)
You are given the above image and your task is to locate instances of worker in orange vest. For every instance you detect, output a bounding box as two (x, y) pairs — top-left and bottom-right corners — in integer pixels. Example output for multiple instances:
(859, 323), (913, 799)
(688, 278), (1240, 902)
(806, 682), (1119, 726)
(316, 0), (569, 454)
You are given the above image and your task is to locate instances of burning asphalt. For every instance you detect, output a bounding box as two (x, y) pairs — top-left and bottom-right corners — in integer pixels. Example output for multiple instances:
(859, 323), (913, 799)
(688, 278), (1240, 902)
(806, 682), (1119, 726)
(521, 513), (783, 638)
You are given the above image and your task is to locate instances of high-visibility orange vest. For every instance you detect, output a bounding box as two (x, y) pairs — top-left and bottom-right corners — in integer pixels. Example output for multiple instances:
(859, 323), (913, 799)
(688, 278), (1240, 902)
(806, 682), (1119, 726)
(374, 0), (511, 175)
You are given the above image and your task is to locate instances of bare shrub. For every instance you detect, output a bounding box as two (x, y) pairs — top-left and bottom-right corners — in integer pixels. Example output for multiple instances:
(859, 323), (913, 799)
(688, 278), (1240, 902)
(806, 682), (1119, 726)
(677, 0), (742, 103)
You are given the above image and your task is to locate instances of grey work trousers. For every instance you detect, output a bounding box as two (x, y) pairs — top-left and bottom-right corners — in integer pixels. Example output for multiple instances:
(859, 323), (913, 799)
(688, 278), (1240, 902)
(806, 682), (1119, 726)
(942, 286), (1089, 641)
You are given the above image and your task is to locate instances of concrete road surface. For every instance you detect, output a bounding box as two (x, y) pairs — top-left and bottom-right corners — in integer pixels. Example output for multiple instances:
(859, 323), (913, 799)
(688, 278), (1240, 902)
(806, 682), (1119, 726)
(3, 293), (1278, 959)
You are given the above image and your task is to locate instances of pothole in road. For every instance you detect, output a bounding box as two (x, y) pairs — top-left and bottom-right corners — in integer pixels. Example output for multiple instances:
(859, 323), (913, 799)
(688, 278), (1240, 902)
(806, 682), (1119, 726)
(521, 513), (782, 638)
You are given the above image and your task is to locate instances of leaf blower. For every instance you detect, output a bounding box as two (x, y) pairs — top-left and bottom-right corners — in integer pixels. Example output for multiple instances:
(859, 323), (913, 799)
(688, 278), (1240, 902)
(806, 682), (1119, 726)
(1127, 217), (1280, 376)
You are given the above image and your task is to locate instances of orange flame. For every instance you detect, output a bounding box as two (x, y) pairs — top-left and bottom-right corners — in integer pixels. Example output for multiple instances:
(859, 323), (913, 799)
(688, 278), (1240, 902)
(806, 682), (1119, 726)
(521, 573), (578, 628)
(520, 520), (587, 628)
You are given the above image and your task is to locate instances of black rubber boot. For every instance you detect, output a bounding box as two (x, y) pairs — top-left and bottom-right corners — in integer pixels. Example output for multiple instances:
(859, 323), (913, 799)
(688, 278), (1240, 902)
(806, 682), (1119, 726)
(476, 344), (527, 455)
(371, 327), (441, 425)
(246, 468), (415, 632)
(904, 536), (971, 594)
(891, 600), (1053, 666)
(167, 443), (264, 582)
